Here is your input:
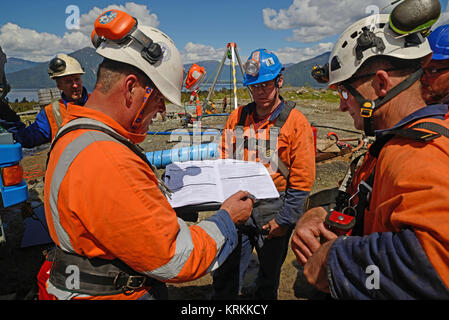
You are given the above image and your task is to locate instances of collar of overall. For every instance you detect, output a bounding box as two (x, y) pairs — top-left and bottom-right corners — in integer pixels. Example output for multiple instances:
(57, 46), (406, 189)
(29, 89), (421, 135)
(341, 68), (423, 136)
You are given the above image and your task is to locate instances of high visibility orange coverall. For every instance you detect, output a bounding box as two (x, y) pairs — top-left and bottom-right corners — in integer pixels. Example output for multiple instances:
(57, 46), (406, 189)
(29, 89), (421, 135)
(43, 105), (239, 300)
(43, 100), (70, 141)
(213, 99), (315, 299)
(221, 101), (315, 195)
(327, 104), (449, 299)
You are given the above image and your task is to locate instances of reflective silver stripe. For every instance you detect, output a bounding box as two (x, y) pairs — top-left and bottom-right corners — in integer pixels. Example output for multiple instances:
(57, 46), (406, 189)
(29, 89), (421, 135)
(51, 100), (62, 130)
(49, 127), (118, 252)
(144, 218), (226, 280)
(50, 118), (227, 280)
(46, 280), (90, 300)
(144, 218), (194, 280)
(197, 220), (225, 250)
(54, 117), (117, 140)
(197, 220), (226, 273)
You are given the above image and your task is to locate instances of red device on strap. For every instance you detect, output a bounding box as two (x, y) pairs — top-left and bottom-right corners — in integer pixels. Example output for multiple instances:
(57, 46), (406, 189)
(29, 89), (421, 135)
(325, 209), (356, 236)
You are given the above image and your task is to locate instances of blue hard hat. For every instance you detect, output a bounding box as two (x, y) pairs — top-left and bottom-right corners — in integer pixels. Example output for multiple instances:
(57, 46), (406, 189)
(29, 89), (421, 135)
(429, 24), (449, 60)
(242, 49), (284, 86)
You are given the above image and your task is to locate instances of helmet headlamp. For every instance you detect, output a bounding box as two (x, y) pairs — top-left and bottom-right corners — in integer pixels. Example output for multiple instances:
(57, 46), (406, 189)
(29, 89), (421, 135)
(244, 59), (260, 77)
(311, 63), (330, 84)
(243, 50), (261, 77)
(48, 57), (67, 77)
(91, 10), (163, 65)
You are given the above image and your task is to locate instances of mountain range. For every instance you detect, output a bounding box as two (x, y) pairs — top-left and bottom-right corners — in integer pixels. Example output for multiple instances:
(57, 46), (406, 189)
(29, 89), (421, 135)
(5, 47), (331, 92)
(5, 57), (39, 74)
(6, 47), (103, 91)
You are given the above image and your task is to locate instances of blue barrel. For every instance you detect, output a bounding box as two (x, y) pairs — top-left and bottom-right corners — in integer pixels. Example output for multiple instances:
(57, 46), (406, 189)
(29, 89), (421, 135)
(145, 143), (219, 168)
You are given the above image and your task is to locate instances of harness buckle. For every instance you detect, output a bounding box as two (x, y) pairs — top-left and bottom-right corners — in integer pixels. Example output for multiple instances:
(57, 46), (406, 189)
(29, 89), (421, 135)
(113, 272), (147, 294)
(360, 101), (375, 118)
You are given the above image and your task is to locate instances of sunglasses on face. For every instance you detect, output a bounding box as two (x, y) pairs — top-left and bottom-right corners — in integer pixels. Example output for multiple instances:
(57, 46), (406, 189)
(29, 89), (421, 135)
(336, 66), (414, 101)
(423, 66), (449, 75)
(337, 85), (349, 100)
(249, 81), (274, 90)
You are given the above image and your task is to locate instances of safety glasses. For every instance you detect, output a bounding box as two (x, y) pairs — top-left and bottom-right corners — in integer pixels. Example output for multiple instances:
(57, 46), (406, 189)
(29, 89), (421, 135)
(337, 85), (349, 100)
(131, 86), (155, 131)
(249, 81), (275, 90)
(423, 66), (449, 75)
(336, 67), (411, 101)
(142, 86), (153, 104)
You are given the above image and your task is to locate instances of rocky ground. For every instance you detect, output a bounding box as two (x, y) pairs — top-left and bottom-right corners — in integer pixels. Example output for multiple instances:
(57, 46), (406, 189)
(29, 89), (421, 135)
(0, 97), (364, 300)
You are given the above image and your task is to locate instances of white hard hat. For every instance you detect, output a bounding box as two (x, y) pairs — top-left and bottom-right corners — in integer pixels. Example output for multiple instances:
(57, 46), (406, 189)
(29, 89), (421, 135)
(48, 53), (85, 80)
(94, 19), (183, 106)
(328, 14), (432, 86)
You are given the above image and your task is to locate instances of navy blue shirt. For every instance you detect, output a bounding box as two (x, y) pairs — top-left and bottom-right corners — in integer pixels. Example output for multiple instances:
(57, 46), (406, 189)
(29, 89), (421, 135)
(0, 87), (88, 148)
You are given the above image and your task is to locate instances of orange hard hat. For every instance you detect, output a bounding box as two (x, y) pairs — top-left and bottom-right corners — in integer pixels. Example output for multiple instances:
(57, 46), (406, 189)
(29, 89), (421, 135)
(185, 63), (206, 91)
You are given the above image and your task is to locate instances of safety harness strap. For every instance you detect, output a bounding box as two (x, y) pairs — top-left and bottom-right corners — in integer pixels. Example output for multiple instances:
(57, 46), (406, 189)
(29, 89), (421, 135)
(236, 102), (255, 127)
(369, 120), (449, 158)
(50, 246), (157, 296)
(46, 118), (168, 296)
(48, 118), (172, 198)
(235, 100), (296, 180)
(353, 120), (449, 234)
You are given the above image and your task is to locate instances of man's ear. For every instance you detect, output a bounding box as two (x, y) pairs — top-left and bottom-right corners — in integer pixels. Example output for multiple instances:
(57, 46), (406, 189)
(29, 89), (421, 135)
(55, 78), (63, 91)
(372, 70), (390, 98)
(277, 75), (284, 88)
(124, 74), (139, 108)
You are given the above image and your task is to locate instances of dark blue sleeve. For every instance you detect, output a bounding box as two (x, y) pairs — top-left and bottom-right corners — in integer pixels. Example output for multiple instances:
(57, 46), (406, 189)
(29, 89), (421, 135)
(275, 187), (309, 227)
(327, 229), (449, 299)
(2, 109), (51, 148)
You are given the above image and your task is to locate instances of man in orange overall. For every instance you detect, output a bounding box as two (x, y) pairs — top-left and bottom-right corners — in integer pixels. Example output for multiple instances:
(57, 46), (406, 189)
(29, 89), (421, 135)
(40, 9), (253, 300)
(212, 49), (316, 299)
(291, 14), (449, 299)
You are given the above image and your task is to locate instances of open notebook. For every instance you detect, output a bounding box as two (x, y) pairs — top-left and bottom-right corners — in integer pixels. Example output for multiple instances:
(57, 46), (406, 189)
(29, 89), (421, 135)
(164, 159), (280, 208)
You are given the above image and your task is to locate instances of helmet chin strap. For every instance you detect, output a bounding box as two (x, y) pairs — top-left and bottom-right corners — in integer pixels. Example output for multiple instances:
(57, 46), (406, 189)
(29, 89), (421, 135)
(342, 68), (424, 136)
(130, 86), (154, 133)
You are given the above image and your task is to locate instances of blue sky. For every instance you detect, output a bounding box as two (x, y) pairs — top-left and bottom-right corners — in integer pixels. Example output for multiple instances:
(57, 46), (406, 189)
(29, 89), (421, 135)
(0, 0), (447, 64)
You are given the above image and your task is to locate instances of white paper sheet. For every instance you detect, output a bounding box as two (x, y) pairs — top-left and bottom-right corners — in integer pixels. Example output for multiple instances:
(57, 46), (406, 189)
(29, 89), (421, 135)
(164, 159), (279, 208)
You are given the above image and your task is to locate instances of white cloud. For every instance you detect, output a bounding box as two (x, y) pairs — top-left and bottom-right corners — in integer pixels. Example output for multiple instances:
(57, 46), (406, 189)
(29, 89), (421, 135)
(77, 2), (160, 36)
(0, 2), (159, 62)
(181, 41), (333, 66)
(263, 0), (389, 43)
(182, 42), (226, 64)
(274, 42), (333, 64)
(0, 23), (90, 61)
(287, 26), (337, 43)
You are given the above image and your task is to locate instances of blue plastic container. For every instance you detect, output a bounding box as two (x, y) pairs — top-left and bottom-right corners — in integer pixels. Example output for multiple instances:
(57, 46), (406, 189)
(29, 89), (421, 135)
(146, 143), (219, 168)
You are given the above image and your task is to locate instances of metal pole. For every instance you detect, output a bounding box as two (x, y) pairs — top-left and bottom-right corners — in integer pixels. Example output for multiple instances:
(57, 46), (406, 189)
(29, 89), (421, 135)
(202, 48), (228, 119)
(234, 46), (253, 102)
(230, 44), (238, 110)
